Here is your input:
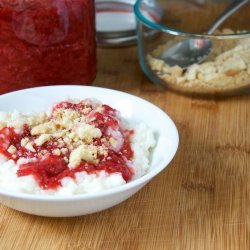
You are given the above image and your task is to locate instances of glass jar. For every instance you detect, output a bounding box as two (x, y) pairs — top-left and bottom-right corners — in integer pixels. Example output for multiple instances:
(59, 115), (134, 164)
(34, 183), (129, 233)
(0, 0), (96, 88)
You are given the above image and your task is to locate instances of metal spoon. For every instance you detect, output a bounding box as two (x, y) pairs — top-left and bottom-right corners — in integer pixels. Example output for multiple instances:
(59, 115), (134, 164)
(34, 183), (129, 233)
(160, 0), (248, 69)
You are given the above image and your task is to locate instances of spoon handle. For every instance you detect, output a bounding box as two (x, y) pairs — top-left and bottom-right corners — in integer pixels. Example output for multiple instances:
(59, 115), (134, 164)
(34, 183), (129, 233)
(207, 0), (249, 35)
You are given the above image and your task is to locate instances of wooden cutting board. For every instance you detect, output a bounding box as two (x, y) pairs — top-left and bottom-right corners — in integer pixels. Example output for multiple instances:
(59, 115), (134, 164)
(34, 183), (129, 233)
(0, 2), (250, 249)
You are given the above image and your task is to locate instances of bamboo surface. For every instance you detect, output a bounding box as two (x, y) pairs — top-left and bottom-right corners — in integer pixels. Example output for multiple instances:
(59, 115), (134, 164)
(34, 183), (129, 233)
(1, 2), (250, 250)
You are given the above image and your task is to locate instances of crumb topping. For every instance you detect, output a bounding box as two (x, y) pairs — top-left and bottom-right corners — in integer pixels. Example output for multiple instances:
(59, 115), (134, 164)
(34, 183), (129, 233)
(147, 29), (250, 90)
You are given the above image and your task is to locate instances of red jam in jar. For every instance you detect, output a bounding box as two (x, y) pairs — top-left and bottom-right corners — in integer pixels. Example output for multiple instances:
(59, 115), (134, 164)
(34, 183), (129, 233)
(0, 0), (96, 88)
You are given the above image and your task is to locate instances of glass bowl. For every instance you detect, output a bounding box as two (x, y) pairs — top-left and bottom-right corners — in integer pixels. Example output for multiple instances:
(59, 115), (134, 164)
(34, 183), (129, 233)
(134, 0), (250, 97)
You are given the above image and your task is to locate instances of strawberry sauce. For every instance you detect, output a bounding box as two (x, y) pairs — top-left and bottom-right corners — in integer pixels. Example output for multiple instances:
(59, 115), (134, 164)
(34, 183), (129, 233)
(0, 101), (134, 190)
(0, 0), (96, 87)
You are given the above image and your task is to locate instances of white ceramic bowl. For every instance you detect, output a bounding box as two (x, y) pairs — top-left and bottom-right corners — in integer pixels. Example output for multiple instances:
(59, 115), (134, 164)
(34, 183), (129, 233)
(0, 85), (179, 217)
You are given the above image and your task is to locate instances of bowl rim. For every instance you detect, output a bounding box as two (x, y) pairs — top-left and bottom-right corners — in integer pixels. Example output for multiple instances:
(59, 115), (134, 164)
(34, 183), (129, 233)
(134, 0), (250, 39)
(0, 85), (179, 201)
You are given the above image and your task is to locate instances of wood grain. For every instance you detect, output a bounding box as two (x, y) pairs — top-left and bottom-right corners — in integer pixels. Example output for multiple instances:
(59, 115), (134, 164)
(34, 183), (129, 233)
(1, 2), (250, 250)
